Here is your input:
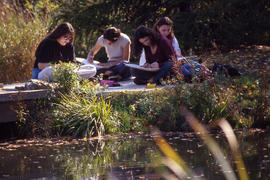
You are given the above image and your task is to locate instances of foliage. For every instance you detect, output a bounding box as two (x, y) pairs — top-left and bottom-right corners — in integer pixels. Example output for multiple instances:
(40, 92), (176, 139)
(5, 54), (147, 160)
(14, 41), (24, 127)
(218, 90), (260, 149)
(53, 0), (270, 58)
(0, 1), (57, 83)
(1, 0), (269, 82)
(52, 62), (81, 94)
(16, 62), (118, 138)
(15, 98), (54, 138)
(15, 48), (270, 138)
(51, 63), (120, 137)
(110, 55), (270, 130)
(52, 92), (119, 137)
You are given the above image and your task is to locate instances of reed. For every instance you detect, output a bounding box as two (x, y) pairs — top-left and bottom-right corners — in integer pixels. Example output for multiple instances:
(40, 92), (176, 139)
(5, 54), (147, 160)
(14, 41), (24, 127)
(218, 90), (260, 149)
(0, 1), (51, 83)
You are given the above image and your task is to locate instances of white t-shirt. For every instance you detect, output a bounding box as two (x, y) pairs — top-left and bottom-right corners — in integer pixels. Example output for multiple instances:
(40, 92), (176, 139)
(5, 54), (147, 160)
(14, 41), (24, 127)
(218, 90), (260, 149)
(172, 36), (181, 58)
(97, 33), (130, 61)
(139, 36), (182, 65)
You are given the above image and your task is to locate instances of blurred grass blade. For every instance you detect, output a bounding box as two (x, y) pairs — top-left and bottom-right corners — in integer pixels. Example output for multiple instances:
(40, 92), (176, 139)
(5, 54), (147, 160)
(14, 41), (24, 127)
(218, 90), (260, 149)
(181, 107), (237, 180)
(152, 129), (191, 178)
(218, 119), (249, 180)
(160, 157), (189, 179)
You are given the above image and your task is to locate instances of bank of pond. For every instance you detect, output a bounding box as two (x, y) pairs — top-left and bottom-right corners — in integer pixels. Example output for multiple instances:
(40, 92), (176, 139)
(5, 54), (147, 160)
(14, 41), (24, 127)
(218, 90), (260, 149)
(1, 55), (270, 179)
(0, 58), (268, 138)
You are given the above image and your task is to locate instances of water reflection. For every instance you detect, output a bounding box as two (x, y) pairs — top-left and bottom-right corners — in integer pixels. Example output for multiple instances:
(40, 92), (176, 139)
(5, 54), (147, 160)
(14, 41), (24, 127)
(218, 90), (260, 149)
(0, 130), (269, 179)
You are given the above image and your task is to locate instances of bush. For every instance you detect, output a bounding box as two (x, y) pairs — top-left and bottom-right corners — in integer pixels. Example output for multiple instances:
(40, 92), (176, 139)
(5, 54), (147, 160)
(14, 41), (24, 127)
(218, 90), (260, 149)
(51, 62), (120, 137)
(52, 92), (119, 137)
(53, 0), (270, 57)
(0, 1), (57, 83)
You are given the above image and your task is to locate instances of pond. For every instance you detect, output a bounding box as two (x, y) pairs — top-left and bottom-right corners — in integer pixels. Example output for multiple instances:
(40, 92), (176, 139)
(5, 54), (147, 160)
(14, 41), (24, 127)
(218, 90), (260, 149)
(0, 130), (269, 179)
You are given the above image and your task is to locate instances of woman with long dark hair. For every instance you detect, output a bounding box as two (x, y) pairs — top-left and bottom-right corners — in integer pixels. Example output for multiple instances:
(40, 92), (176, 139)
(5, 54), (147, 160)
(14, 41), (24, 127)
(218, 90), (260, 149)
(132, 25), (175, 84)
(32, 22), (75, 81)
(139, 17), (182, 66)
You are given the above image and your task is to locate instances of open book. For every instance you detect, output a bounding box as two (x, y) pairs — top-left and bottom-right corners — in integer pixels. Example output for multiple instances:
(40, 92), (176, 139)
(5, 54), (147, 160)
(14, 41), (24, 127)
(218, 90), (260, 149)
(125, 63), (160, 72)
(75, 57), (112, 70)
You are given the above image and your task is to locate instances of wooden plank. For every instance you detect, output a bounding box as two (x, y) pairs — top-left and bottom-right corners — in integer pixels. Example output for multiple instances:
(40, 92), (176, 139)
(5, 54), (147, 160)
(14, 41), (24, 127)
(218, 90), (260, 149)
(0, 89), (50, 102)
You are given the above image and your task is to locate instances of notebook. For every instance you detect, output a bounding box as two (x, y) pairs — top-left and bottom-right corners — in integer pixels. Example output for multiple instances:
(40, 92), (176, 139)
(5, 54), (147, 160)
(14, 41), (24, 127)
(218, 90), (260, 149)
(75, 57), (112, 70)
(125, 63), (160, 72)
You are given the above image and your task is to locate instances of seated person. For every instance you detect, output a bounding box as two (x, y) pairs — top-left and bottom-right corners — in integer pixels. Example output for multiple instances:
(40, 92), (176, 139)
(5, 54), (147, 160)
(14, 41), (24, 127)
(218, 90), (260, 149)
(32, 22), (76, 82)
(86, 27), (131, 81)
(132, 25), (175, 84)
(140, 16), (182, 66)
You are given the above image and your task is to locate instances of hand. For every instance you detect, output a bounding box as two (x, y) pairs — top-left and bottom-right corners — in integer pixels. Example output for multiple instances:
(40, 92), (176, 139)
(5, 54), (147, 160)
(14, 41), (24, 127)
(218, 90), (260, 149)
(143, 63), (151, 68)
(87, 52), (93, 63)
(150, 62), (159, 68)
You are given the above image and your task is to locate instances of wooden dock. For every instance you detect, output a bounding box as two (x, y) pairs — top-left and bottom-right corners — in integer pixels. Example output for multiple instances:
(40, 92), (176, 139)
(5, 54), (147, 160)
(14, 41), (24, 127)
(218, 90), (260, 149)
(0, 80), (172, 123)
(0, 83), (50, 123)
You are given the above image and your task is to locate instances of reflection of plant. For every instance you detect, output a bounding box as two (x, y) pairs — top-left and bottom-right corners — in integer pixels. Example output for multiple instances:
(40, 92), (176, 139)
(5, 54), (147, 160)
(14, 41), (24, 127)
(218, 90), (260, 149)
(55, 139), (109, 178)
(55, 135), (156, 179)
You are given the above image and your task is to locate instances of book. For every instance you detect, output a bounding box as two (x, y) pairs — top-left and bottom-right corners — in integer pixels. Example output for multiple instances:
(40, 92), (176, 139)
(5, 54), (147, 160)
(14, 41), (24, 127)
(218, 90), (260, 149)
(125, 63), (160, 72)
(75, 57), (112, 70)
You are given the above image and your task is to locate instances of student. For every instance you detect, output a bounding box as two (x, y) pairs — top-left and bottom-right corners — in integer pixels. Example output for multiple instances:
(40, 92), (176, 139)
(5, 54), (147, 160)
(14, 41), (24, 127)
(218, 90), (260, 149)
(132, 25), (175, 84)
(153, 17), (210, 82)
(139, 17), (182, 66)
(32, 22), (76, 81)
(86, 27), (131, 81)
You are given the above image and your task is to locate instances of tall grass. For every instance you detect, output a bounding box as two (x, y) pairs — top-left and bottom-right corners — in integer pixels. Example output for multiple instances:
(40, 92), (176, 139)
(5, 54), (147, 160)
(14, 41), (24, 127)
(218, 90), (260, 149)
(0, 1), (52, 83)
(51, 62), (120, 138)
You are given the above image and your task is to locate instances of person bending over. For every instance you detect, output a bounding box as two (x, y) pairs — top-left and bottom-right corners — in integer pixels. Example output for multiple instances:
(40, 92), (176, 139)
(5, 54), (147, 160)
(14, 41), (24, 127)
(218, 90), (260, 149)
(132, 25), (175, 84)
(86, 27), (131, 81)
(139, 16), (182, 66)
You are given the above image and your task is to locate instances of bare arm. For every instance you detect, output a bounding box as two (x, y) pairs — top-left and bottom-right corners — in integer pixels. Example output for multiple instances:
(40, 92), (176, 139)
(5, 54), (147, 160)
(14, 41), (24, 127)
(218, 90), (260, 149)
(122, 42), (130, 62)
(38, 62), (49, 70)
(87, 41), (102, 63)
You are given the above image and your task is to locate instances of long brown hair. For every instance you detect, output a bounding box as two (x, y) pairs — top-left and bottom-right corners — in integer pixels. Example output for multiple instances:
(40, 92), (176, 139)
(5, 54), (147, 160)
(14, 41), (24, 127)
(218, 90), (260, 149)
(132, 25), (160, 57)
(153, 17), (174, 40)
(47, 22), (75, 44)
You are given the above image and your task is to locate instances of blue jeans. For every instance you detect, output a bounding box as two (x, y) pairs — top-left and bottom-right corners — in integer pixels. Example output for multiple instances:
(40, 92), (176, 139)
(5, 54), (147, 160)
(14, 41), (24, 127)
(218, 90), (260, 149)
(32, 68), (42, 79)
(152, 61), (173, 83)
(131, 61), (173, 84)
(97, 62), (131, 80)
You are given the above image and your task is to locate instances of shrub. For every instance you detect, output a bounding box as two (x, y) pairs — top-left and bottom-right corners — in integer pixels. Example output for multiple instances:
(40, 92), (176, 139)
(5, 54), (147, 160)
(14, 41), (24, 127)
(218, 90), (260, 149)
(52, 92), (120, 137)
(0, 1), (57, 83)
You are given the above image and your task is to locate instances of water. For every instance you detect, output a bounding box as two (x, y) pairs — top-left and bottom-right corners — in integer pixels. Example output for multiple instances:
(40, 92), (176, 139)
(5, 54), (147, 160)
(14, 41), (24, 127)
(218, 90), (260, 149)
(0, 130), (269, 179)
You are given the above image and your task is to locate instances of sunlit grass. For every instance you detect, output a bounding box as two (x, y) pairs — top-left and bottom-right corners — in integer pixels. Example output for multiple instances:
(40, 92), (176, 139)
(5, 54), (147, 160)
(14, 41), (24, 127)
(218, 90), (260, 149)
(0, 1), (52, 83)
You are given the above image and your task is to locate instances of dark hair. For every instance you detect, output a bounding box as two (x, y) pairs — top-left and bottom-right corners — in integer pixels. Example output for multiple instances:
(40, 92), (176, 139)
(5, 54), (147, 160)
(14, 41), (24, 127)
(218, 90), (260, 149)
(132, 25), (160, 57)
(103, 27), (121, 42)
(47, 22), (75, 44)
(153, 17), (174, 40)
